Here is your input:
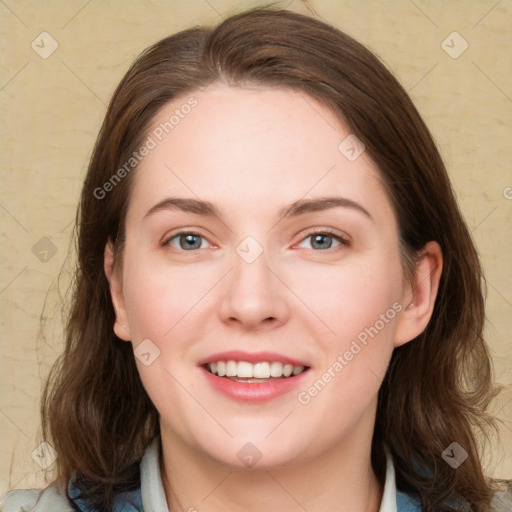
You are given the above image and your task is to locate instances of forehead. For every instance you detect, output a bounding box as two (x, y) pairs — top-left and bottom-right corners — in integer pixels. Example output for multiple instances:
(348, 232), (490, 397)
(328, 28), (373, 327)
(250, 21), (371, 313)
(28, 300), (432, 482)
(126, 84), (393, 225)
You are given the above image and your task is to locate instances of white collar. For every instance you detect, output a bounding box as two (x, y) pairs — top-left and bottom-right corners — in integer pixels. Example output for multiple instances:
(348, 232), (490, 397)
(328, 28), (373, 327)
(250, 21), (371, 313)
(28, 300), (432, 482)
(380, 445), (399, 512)
(141, 438), (398, 512)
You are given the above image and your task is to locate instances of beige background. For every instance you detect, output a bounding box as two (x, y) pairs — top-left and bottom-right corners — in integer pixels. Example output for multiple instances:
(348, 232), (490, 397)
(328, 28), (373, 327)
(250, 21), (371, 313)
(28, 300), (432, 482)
(1, 0), (511, 493)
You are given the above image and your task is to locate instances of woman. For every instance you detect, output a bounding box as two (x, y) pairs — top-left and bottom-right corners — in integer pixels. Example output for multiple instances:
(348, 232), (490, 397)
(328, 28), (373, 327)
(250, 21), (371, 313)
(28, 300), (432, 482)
(1, 6), (509, 512)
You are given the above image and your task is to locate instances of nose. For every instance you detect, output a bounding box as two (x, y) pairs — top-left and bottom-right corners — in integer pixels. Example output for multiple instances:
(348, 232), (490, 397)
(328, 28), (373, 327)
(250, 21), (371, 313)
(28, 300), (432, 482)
(217, 245), (290, 331)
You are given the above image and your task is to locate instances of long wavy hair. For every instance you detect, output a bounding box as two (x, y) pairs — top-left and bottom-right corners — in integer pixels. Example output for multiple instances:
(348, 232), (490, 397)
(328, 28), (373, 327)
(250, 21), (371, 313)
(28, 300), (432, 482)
(41, 6), (502, 512)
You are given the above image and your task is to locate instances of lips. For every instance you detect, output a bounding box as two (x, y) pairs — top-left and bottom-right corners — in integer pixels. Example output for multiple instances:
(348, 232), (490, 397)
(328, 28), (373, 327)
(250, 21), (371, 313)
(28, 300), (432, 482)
(198, 350), (311, 402)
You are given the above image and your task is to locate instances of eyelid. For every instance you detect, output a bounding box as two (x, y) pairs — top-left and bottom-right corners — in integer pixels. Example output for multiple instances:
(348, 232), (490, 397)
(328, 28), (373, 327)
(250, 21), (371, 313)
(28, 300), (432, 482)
(294, 228), (351, 250)
(161, 229), (215, 249)
(161, 228), (351, 252)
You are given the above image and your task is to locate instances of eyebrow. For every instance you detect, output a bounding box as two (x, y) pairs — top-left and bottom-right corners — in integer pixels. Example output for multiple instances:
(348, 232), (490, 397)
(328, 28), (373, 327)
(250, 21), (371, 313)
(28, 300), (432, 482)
(143, 196), (372, 222)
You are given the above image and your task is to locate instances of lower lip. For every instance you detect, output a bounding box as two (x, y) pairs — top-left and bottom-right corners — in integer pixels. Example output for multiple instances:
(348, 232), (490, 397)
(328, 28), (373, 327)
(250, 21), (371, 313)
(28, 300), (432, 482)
(200, 366), (310, 403)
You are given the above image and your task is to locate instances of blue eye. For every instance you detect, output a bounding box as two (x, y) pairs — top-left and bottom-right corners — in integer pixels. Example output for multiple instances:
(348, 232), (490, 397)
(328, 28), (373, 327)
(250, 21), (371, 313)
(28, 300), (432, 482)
(165, 232), (209, 251)
(298, 231), (349, 251)
(163, 230), (349, 252)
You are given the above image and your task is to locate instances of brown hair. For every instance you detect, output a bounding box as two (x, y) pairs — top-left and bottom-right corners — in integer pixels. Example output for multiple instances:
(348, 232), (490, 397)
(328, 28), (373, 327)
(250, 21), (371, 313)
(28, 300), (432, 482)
(42, 6), (502, 511)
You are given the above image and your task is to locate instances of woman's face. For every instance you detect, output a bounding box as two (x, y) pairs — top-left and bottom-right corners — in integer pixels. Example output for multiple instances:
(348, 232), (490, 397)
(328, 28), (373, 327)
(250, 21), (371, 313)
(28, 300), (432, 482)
(108, 84), (416, 469)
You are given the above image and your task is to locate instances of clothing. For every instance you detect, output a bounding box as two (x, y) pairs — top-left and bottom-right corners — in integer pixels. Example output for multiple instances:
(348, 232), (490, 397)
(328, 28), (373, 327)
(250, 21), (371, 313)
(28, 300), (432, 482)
(1, 438), (510, 511)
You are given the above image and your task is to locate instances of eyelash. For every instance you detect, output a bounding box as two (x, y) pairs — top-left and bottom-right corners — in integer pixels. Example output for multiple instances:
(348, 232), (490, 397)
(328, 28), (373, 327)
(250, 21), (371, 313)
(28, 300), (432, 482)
(162, 229), (350, 252)
(298, 229), (350, 251)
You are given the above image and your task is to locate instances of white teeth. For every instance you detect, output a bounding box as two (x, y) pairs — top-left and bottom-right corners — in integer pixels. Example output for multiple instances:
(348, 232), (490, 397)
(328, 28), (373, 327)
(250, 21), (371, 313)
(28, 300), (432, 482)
(270, 362), (283, 377)
(237, 361), (253, 378)
(254, 362), (270, 379)
(226, 360), (237, 377)
(284, 364), (294, 377)
(292, 365), (304, 376)
(206, 360), (307, 379)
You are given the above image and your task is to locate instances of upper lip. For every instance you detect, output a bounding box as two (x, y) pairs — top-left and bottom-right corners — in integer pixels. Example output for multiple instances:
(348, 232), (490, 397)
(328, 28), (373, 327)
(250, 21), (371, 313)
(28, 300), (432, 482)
(198, 350), (309, 367)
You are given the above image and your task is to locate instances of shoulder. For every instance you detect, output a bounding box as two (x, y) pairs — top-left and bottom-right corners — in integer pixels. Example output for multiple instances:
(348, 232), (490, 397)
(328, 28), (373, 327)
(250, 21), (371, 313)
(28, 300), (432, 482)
(0, 481), (75, 512)
(396, 489), (422, 511)
(395, 482), (512, 512)
(0, 481), (142, 512)
(490, 480), (512, 511)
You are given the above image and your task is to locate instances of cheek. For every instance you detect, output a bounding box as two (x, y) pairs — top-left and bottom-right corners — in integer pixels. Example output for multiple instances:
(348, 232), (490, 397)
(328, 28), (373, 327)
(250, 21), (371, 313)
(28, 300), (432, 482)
(119, 255), (210, 413)
(291, 254), (402, 411)
(289, 256), (403, 346)
(121, 251), (213, 342)
(339, 269), (400, 343)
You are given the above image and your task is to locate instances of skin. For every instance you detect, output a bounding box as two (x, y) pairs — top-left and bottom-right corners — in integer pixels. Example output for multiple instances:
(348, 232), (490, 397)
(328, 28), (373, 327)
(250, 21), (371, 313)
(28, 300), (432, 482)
(104, 83), (442, 512)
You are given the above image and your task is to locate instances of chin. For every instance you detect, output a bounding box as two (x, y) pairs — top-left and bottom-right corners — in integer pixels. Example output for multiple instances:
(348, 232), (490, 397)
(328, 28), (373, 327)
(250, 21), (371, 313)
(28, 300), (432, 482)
(196, 433), (308, 472)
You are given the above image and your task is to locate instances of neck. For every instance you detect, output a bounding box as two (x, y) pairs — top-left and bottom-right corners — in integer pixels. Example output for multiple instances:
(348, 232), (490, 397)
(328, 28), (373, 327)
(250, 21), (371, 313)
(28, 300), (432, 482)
(159, 411), (384, 512)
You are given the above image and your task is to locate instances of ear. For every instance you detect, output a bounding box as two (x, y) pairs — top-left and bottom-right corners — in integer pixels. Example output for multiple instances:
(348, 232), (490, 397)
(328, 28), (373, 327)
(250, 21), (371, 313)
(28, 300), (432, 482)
(394, 241), (443, 347)
(104, 239), (131, 341)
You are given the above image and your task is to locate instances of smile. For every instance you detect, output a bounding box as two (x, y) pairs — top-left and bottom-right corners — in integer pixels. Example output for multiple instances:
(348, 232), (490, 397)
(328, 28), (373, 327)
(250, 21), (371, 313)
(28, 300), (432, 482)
(205, 360), (307, 381)
(199, 352), (311, 402)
